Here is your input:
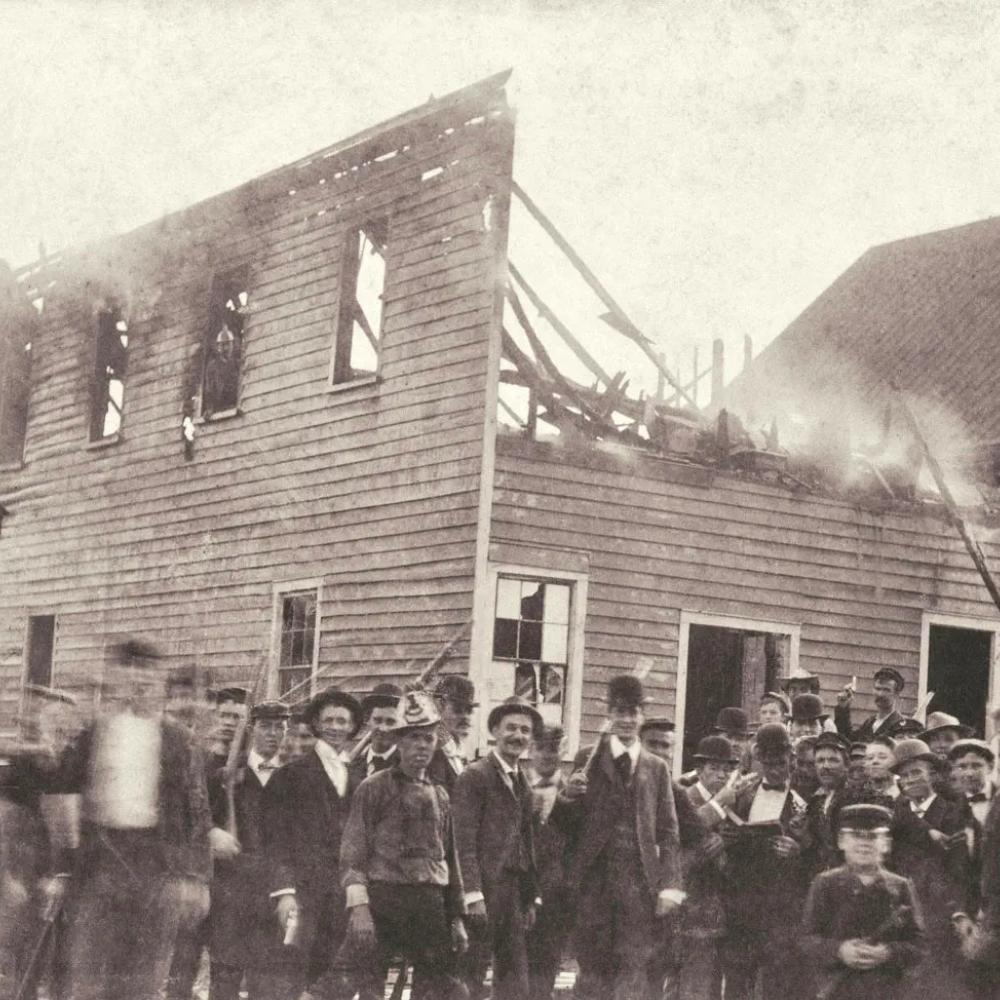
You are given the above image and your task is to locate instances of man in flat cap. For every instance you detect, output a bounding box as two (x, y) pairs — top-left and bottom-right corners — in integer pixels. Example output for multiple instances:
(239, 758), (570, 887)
(552, 674), (683, 1000)
(208, 700), (291, 1000)
(349, 683), (403, 785)
(802, 803), (923, 1000)
(950, 739), (997, 916)
(340, 690), (467, 1000)
(264, 688), (363, 998)
(721, 723), (810, 1000)
(427, 675), (478, 792)
(835, 668), (906, 742)
(802, 732), (851, 877)
(453, 696), (542, 1000)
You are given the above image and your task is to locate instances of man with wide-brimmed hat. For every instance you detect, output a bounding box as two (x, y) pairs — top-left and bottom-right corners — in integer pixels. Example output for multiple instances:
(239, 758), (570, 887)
(340, 690), (467, 1000)
(207, 700), (291, 1000)
(427, 675), (478, 792)
(453, 696), (542, 1000)
(802, 803), (923, 1000)
(781, 669), (821, 700)
(552, 674), (683, 1000)
(721, 723), (810, 1000)
(835, 668), (906, 742)
(349, 683), (404, 786)
(263, 687), (363, 997)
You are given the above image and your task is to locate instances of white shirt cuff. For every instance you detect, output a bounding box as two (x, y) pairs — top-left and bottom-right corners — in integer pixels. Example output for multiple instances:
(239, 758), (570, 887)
(709, 799), (726, 820)
(269, 888), (295, 899)
(464, 891), (485, 906)
(658, 889), (687, 906)
(345, 884), (370, 908)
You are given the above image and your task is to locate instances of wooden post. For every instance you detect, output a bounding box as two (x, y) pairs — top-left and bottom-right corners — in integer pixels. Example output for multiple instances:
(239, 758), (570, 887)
(711, 339), (725, 404)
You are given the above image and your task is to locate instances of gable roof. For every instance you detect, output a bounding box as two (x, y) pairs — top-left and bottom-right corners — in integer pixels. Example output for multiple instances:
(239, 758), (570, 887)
(724, 214), (1000, 447)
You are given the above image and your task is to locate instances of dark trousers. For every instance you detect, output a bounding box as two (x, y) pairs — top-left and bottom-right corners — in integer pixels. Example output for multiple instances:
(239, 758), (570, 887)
(166, 915), (208, 1000)
(663, 932), (722, 1000)
(722, 925), (807, 1000)
(368, 882), (463, 1000)
(66, 853), (185, 1000)
(210, 960), (292, 1000)
(526, 887), (570, 1000)
(480, 872), (530, 1000)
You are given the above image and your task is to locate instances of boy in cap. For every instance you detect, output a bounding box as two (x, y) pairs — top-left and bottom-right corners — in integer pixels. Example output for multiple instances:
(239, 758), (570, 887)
(340, 690), (467, 1000)
(758, 691), (790, 728)
(835, 667), (906, 742)
(802, 804), (923, 1000)
(552, 674), (683, 1000)
(428, 675), (478, 792)
(720, 723), (809, 1000)
(349, 683), (403, 785)
(453, 696), (542, 1000)
(208, 700), (291, 1000)
(264, 688), (363, 998)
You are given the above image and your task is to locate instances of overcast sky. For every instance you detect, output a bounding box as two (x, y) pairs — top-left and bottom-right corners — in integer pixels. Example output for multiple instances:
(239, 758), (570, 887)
(5, 0), (1000, 385)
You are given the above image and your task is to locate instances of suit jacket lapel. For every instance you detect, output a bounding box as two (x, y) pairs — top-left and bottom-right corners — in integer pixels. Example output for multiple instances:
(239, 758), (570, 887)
(489, 753), (519, 801)
(598, 739), (617, 787)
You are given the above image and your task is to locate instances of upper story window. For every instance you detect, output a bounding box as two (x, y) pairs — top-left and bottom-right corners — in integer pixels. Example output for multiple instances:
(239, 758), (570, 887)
(331, 219), (388, 385)
(25, 614), (56, 688)
(275, 586), (320, 700)
(89, 305), (128, 442)
(0, 331), (32, 467)
(201, 269), (249, 418)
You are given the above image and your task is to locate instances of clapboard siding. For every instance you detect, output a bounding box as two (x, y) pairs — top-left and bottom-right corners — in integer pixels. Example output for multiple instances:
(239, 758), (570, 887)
(490, 436), (1000, 741)
(0, 78), (514, 724)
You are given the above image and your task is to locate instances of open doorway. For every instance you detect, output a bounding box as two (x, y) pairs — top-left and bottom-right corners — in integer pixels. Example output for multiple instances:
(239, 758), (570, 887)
(926, 623), (993, 736)
(677, 613), (798, 773)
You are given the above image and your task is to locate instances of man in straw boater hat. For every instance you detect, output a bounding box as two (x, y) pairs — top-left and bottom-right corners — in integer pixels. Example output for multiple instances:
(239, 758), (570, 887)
(348, 682), (404, 786)
(263, 687), (363, 999)
(453, 695), (543, 1000)
(550, 674), (683, 1000)
(802, 803), (923, 1000)
(206, 699), (291, 1000)
(339, 689), (468, 1000)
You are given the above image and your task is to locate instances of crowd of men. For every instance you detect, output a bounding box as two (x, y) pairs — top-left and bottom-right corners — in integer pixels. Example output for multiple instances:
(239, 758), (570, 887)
(0, 641), (999, 1000)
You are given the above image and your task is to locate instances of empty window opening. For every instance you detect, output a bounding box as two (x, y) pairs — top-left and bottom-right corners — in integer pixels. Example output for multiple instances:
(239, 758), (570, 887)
(277, 590), (319, 699)
(89, 305), (128, 441)
(681, 622), (791, 769)
(490, 576), (572, 729)
(332, 219), (388, 384)
(0, 333), (32, 465)
(201, 270), (248, 418)
(25, 614), (56, 688)
(927, 624), (992, 736)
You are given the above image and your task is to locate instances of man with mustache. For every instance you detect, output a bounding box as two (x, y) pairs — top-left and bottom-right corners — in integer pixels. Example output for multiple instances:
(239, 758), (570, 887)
(453, 696), (542, 1000)
(834, 668), (906, 742)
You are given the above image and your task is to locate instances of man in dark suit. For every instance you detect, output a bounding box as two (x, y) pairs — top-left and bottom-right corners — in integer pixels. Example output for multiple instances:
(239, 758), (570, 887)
(721, 723), (810, 1000)
(453, 695), (542, 1000)
(949, 738), (997, 915)
(348, 684), (402, 786)
(263, 687), (362, 999)
(551, 675), (683, 1000)
(207, 700), (290, 1000)
(834, 667), (906, 742)
(59, 639), (213, 1000)
(426, 675), (477, 793)
(802, 732), (851, 877)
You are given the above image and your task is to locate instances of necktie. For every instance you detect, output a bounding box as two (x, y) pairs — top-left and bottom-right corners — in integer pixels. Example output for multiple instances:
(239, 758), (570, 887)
(258, 761), (277, 772)
(970, 793), (988, 803)
(761, 782), (785, 791)
(615, 752), (632, 785)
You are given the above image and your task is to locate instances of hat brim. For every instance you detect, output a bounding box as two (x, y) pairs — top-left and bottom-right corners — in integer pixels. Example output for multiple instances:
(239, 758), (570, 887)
(792, 714), (829, 723)
(891, 753), (937, 772)
(487, 702), (544, 738)
(304, 691), (363, 734)
(919, 724), (974, 739)
(692, 754), (739, 764)
(362, 694), (400, 713)
(712, 726), (751, 738)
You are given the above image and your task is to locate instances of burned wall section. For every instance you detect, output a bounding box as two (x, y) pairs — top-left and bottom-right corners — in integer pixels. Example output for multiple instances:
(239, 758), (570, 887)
(0, 74), (514, 725)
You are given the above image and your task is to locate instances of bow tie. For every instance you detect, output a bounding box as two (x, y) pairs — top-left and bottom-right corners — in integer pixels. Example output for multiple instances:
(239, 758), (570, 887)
(969, 793), (988, 803)
(761, 782), (786, 792)
(257, 761), (278, 772)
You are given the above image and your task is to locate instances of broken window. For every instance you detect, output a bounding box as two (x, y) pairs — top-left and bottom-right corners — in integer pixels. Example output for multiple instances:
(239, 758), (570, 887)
(490, 576), (572, 727)
(0, 332), (32, 466)
(89, 305), (128, 441)
(331, 219), (388, 384)
(201, 269), (248, 417)
(276, 589), (319, 698)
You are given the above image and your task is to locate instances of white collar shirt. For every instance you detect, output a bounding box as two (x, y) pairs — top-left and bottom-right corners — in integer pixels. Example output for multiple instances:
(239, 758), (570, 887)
(314, 740), (348, 797)
(608, 736), (641, 767)
(969, 786), (993, 826)
(910, 793), (937, 819)
(247, 748), (280, 787)
(442, 735), (466, 775)
(748, 781), (788, 824)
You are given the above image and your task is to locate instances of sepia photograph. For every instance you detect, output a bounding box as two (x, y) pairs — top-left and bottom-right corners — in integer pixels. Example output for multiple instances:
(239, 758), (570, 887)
(1, 1), (999, 998)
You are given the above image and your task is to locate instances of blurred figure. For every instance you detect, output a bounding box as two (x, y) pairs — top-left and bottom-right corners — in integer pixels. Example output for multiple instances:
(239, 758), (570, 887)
(207, 688), (250, 768)
(845, 743), (869, 796)
(792, 735), (820, 799)
(164, 664), (212, 734)
(427, 676), (478, 793)
(862, 738), (899, 803)
(279, 709), (314, 764)
(61, 638), (212, 1000)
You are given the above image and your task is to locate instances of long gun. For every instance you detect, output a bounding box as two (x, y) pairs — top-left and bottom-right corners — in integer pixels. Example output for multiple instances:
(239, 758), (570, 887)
(223, 656), (271, 838)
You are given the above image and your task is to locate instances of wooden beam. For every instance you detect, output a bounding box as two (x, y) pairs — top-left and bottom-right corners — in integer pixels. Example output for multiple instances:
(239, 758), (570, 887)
(510, 181), (697, 408)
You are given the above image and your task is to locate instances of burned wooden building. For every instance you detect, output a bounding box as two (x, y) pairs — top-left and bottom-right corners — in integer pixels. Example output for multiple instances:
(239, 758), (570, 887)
(2, 71), (999, 765)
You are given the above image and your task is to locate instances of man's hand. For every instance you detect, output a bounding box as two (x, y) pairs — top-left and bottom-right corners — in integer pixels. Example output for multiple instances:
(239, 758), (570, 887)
(209, 827), (241, 860)
(466, 899), (488, 928)
(275, 894), (298, 927)
(700, 832), (725, 861)
(838, 939), (881, 969)
(563, 771), (588, 801)
(836, 685), (854, 707)
(713, 774), (757, 810)
(771, 835), (800, 859)
(348, 904), (376, 949)
(451, 917), (469, 954)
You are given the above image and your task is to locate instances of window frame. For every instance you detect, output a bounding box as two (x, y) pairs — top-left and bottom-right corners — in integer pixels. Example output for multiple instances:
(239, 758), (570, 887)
(269, 579), (323, 701)
(22, 612), (57, 693)
(0, 329), (32, 470)
(919, 610), (1000, 740)
(675, 610), (801, 779)
(198, 265), (251, 422)
(476, 562), (588, 757)
(328, 216), (390, 388)
(87, 303), (129, 444)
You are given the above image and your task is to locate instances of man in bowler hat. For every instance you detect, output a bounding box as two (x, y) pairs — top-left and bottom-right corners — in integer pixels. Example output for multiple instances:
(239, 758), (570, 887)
(453, 696), (542, 1000)
(551, 674), (683, 1000)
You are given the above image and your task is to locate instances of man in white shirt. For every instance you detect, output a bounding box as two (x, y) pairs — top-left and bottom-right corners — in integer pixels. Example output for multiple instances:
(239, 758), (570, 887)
(349, 683), (403, 787)
(427, 675), (478, 792)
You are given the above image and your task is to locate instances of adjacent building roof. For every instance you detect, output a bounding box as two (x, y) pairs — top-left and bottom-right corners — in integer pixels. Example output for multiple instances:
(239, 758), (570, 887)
(724, 215), (1000, 447)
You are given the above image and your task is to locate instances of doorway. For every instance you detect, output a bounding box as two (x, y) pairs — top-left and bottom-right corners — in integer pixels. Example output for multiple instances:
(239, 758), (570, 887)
(676, 613), (798, 773)
(926, 623), (993, 736)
